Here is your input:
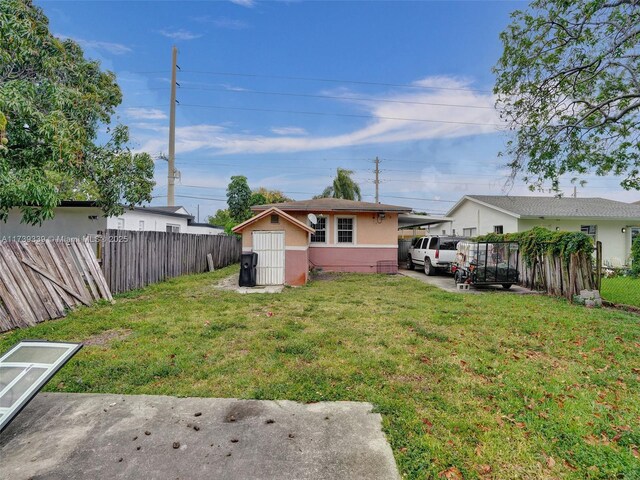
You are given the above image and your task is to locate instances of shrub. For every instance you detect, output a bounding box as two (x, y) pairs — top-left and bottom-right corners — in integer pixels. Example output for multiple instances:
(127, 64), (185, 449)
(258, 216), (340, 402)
(631, 236), (640, 277)
(475, 226), (593, 264)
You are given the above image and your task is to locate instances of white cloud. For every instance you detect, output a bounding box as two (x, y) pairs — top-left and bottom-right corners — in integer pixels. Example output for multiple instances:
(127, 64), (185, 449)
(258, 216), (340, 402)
(135, 76), (501, 156)
(158, 29), (202, 41)
(214, 18), (250, 29)
(125, 108), (167, 120)
(230, 0), (256, 7)
(191, 15), (249, 29)
(271, 126), (308, 136)
(56, 34), (131, 55)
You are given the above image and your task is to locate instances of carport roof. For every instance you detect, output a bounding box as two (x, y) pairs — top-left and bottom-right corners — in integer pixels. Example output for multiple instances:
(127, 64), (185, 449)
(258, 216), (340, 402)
(398, 213), (453, 229)
(232, 207), (315, 234)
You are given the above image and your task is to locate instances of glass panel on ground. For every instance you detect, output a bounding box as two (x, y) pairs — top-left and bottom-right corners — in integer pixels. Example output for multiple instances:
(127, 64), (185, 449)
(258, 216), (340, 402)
(0, 341), (82, 432)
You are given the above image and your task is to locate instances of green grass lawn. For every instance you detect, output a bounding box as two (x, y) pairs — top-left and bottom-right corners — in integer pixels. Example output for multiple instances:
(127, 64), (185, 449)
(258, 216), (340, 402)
(1, 265), (639, 479)
(601, 276), (640, 307)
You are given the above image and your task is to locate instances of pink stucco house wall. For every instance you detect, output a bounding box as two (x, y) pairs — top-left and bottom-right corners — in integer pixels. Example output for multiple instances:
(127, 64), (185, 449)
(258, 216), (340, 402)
(238, 198), (410, 285)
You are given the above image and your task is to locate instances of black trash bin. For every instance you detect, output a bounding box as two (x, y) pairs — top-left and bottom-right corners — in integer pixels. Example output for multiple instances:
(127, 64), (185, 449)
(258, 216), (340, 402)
(239, 252), (258, 287)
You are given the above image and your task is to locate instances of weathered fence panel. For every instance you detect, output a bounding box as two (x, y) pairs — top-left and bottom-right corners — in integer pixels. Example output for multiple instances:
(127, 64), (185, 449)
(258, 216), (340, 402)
(100, 230), (241, 294)
(0, 240), (113, 332)
(517, 250), (596, 300)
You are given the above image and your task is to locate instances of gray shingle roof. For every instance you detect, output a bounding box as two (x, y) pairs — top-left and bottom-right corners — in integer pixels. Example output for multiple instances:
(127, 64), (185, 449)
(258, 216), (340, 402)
(252, 197), (411, 213)
(462, 195), (640, 219)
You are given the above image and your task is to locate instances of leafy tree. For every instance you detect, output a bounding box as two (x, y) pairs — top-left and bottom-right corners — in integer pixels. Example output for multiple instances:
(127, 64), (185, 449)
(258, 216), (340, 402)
(226, 175), (252, 222)
(249, 192), (267, 207)
(318, 168), (362, 201)
(0, 0), (154, 225)
(207, 208), (236, 234)
(494, 0), (640, 191)
(251, 187), (292, 204)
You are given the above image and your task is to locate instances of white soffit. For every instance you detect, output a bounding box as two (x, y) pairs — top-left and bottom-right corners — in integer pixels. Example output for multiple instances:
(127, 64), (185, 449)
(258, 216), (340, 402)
(0, 341), (82, 432)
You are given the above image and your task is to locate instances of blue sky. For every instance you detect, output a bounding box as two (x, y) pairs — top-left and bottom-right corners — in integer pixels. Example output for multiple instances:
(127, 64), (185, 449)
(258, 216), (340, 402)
(40, 0), (637, 219)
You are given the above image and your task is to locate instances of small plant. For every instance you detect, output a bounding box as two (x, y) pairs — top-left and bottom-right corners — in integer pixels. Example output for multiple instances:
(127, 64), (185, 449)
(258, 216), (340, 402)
(631, 236), (640, 277)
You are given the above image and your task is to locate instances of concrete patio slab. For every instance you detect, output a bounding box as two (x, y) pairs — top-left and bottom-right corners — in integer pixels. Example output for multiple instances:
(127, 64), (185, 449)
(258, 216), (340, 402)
(0, 393), (399, 480)
(214, 273), (284, 294)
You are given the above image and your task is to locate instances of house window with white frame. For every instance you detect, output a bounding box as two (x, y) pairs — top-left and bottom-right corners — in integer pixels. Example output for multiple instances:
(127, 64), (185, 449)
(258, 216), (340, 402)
(116, 218), (125, 230)
(138, 220), (145, 231)
(310, 217), (326, 243)
(463, 227), (476, 237)
(494, 225), (504, 234)
(336, 217), (354, 243)
(581, 225), (597, 242)
(166, 224), (180, 233)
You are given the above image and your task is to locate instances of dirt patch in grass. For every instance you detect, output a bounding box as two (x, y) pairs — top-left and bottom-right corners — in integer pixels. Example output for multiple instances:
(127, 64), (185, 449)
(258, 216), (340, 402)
(214, 273), (240, 291)
(83, 329), (132, 346)
(310, 271), (342, 282)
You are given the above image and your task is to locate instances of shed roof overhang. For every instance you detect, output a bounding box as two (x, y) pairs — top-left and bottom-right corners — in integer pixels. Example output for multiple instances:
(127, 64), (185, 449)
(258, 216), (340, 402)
(232, 207), (315, 234)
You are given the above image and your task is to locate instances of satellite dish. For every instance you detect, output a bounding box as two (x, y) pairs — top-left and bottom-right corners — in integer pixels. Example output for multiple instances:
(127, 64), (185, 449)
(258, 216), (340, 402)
(307, 213), (317, 225)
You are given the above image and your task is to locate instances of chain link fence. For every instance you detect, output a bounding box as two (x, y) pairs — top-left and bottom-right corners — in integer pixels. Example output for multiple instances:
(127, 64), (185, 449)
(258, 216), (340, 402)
(596, 240), (640, 308)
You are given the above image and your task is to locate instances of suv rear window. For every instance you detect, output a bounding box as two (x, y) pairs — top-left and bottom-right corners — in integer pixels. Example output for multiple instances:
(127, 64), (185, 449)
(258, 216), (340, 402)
(439, 239), (459, 250)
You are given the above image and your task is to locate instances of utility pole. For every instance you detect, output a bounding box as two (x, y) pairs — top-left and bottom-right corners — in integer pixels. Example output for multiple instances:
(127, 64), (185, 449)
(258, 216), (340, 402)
(167, 46), (178, 206)
(374, 157), (380, 203)
(573, 186), (577, 198)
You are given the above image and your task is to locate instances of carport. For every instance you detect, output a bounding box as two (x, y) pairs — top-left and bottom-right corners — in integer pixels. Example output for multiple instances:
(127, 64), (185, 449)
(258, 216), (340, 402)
(398, 213), (453, 231)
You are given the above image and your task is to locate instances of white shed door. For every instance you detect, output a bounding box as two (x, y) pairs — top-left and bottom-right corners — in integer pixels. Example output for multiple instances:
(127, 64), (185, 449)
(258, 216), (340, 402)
(252, 231), (285, 285)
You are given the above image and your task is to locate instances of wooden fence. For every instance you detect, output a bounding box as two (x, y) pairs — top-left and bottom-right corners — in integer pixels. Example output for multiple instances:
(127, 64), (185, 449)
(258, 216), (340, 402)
(518, 250), (597, 300)
(0, 240), (113, 332)
(100, 230), (241, 294)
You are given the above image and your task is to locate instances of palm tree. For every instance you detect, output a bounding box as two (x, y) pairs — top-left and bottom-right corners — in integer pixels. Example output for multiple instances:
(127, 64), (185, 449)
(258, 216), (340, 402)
(317, 168), (361, 201)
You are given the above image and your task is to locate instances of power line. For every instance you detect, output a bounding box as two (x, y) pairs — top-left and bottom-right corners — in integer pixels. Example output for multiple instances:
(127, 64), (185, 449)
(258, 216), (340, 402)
(153, 194), (227, 202)
(131, 103), (502, 127)
(176, 70), (494, 94)
(166, 184), (461, 204)
(154, 85), (496, 110)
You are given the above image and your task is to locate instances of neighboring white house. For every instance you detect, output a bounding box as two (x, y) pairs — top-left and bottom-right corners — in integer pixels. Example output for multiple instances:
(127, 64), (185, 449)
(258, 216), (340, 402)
(430, 195), (640, 266)
(0, 202), (224, 240)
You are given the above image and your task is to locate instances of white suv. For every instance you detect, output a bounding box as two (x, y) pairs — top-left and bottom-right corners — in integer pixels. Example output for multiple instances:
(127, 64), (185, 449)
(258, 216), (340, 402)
(407, 236), (462, 276)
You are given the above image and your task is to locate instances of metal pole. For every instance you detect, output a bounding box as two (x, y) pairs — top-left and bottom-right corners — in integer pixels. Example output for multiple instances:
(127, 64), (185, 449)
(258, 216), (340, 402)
(374, 157), (380, 203)
(168, 46), (178, 206)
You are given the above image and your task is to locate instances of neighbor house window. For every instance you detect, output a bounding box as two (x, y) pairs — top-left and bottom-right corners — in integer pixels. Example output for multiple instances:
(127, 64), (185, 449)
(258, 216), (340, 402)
(166, 224), (180, 233)
(463, 227), (476, 237)
(311, 217), (326, 243)
(270, 214), (279, 224)
(138, 220), (145, 231)
(336, 217), (354, 243)
(116, 218), (125, 230)
(494, 225), (504, 234)
(581, 225), (597, 241)
(631, 227), (640, 242)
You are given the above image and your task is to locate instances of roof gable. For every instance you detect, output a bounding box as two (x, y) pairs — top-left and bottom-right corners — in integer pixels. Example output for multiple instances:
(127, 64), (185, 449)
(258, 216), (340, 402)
(232, 207), (315, 234)
(448, 195), (640, 220)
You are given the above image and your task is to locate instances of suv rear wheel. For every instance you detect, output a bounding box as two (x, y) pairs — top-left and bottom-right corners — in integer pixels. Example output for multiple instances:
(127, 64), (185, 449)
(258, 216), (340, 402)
(424, 258), (435, 276)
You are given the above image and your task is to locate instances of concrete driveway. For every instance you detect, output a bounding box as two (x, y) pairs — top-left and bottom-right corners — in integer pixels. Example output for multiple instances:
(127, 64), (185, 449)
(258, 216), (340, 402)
(399, 267), (537, 295)
(0, 393), (399, 480)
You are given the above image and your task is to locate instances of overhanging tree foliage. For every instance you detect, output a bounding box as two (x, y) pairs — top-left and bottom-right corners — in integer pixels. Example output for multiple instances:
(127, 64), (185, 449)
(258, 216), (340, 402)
(494, 0), (640, 191)
(0, 0), (154, 225)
